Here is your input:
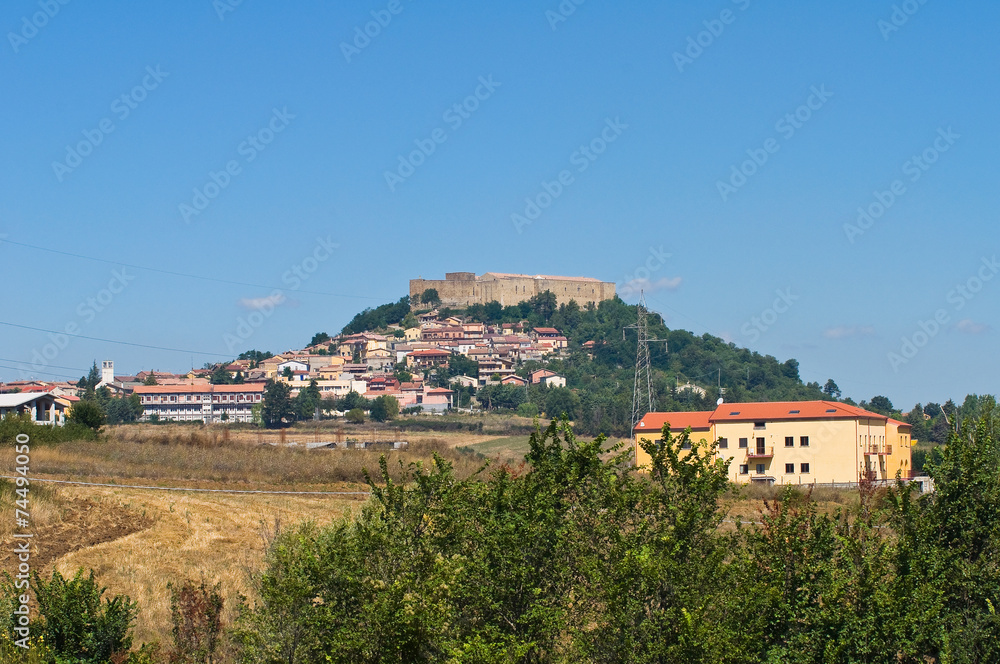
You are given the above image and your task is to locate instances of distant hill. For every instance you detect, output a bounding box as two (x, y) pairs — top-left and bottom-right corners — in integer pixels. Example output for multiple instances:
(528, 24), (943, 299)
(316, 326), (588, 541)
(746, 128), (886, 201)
(337, 293), (829, 436)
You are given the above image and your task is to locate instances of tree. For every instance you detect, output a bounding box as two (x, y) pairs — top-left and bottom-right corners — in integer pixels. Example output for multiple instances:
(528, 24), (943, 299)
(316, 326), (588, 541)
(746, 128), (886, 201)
(339, 390), (368, 412)
(262, 380), (295, 428)
(105, 395), (143, 425)
(866, 395), (894, 415)
(69, 400), (106, 430)
(310, 332), (331, 347)
(294, 379), (322, 421)
(369, 395), (400, 422)
(143, 374), (158, 386)
(822, 378), (841, 399)
(210, 365), (234, 385)
(419, 288), (441, 307)
(345, 408), (365, 424)
(545, 387), (580, 420)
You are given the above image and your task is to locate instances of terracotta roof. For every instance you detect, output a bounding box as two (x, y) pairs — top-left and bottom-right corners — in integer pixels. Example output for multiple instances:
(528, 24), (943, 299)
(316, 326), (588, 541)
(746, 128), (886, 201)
(887, 417), (912, 428)
(634, 411), (714, 433)
(408, 349), (451, 357)
(427, 387), (455, 394)
(709, 401), (887, 422)
(533, 327), (560, 334)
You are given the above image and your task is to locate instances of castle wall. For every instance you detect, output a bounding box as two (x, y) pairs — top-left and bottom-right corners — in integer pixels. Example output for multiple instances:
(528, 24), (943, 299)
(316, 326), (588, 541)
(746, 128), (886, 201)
(409, 274), (616, 309)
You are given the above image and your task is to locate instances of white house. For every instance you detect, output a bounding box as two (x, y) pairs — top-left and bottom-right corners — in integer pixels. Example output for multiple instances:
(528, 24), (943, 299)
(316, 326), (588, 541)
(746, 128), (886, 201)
(0, 393), (67, 425)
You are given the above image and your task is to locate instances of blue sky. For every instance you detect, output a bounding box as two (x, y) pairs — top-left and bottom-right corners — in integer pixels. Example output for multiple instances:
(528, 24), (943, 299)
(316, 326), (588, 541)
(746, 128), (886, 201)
(1, 0), (997, 409)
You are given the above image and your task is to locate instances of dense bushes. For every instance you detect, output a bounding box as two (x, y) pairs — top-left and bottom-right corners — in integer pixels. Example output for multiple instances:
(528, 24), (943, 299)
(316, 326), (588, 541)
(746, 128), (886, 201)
(234, 403), (1000, 663)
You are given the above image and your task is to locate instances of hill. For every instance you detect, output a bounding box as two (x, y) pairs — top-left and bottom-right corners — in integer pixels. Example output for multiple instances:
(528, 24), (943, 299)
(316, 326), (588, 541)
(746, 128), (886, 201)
(339, 292), (829, 436)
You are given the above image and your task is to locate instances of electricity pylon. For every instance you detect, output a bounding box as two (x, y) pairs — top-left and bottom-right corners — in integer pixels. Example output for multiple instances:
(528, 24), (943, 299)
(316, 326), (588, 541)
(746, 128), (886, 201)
(625, 291), (667, 431)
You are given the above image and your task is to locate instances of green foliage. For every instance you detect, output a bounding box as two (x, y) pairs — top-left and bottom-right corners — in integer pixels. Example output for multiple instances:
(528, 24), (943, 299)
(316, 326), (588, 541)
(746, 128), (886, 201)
(419, 288), (441, 306)
(169, 578), (224, 664)
(0, 413), (96, 444)
(309, 332), (331, 347)
(230, 409), (1000, 663)
(209, 365), (234, 385)
(341, 296), (411, 335)
(31, 568), (138, 663)
(369, 395), (399, 422)
(476, 384), (525, 411)
(105, 394), (144, 425)
(262, 380), (295, 428)
(338, 391), (369, 412)
(294, 380), (322, 421)
(68, 400), (106, 431)
(345, 408), (365, 424)
(544, 387), (580, 420)
(143, 374), (158, 386)
(516, 402), (539, 418)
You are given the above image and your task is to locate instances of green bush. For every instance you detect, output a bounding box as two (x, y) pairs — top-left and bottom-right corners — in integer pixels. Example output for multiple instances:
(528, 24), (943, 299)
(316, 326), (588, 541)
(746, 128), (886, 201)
(345, 408), (365, 424)
(515, 403), (539, 418)
(68, 401), (106, 431)
(169, 579), (223, 663)
(0, 413), (97, 445)
(31, 569), (139, 663)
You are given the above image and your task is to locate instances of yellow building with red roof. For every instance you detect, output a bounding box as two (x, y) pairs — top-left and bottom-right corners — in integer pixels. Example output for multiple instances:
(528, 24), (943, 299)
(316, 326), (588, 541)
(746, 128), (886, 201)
(634, 401), (914, 485)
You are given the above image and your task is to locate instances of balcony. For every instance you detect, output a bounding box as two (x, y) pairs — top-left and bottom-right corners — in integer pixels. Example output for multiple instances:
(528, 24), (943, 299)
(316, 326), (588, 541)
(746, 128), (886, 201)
(864, 445), (892, 456)
(746, 446), (774, 459)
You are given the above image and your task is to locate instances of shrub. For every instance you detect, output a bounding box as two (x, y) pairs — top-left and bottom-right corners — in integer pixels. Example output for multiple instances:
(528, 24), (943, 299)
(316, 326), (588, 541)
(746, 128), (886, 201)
(168, 578), (224, 663)
(516, 403), (539, 418)
(32, 568), (139, 663)
(345, 408), (365, 424)
(69, 400), (107, 431)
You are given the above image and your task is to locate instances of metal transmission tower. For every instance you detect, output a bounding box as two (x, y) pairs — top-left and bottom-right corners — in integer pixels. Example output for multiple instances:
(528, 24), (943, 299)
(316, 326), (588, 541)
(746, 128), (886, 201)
(625, 291), (667, 431)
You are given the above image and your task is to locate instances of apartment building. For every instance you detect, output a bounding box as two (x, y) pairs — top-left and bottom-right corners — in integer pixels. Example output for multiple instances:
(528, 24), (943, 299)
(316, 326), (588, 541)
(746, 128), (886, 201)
(134, 383), (265, 423)
(634, 401), (914, 485)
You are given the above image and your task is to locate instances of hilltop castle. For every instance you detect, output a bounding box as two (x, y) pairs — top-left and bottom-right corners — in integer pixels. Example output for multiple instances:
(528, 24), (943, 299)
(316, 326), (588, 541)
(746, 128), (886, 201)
(410, 272), (616, 309)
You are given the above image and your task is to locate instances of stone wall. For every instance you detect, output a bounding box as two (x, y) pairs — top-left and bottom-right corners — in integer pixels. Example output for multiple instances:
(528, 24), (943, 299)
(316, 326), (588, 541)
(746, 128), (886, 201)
(410, 273), (615, 309)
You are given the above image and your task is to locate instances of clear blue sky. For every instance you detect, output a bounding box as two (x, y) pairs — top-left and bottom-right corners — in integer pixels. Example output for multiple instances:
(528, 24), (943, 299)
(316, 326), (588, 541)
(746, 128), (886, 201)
(2, 0), (997, 410)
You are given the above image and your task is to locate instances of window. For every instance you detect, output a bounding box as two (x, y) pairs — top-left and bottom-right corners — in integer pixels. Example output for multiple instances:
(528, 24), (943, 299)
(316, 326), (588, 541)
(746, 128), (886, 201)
(784, 436), (794, 447)
(739, 464), (749, 475)
(800, 436), (809, 447)
(754, 421), (766, 429)
(785, 463), (795, 473)
(755, 464), (765, 474)
(739, 437), (748, 448)
(681, 440), (691, 450)
(718, 437), (728, 449)
(800, 463), (810, 473)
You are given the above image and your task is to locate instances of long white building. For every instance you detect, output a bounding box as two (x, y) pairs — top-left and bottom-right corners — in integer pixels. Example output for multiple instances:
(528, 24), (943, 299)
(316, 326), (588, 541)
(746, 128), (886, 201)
(134, 383), (265, 423)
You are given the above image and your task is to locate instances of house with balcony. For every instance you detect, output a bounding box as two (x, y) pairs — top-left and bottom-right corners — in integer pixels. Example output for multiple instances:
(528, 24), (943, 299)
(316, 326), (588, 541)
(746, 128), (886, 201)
(633, 401), (914, 485)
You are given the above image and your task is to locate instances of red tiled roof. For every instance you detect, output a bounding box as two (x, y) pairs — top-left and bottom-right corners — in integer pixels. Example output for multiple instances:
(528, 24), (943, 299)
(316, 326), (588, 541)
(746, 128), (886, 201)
(533, 327), (560, 334)
(709, 401), (887, 422)
(634, 411), (713, 433)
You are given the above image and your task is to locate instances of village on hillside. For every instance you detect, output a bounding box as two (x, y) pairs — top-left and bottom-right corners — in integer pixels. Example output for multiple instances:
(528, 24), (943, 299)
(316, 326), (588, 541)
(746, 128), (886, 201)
(0, 312), (575, 425)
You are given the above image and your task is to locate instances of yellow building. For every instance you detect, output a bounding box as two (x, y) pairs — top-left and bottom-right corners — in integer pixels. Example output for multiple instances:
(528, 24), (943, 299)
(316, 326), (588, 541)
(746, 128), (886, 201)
(634, 401), (914, 485)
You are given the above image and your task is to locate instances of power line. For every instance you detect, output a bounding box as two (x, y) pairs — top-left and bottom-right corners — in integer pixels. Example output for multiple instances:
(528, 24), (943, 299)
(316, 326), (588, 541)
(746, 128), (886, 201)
(0, 364), (80, 380)
(0, 357), (87, 373)
(0, 238), (383, 301)
(0, 321), (230, 358)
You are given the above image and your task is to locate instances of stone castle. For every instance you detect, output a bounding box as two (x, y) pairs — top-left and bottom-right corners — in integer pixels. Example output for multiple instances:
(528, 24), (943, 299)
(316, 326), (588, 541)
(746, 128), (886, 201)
(409, 272), (616, 309)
